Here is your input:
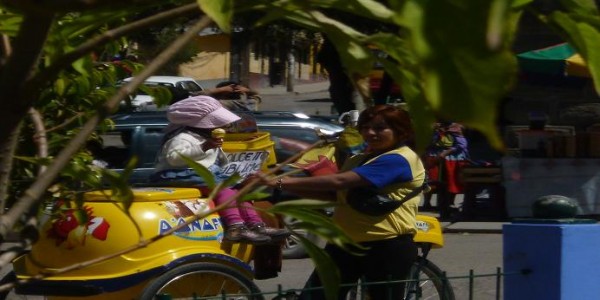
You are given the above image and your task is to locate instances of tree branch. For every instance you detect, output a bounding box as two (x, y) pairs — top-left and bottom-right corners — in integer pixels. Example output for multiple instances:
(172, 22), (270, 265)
(28, 108), (48, 175)
(0, 34), (11, 66)
(29, 3), (201, 91)
(0, 15), (214, 242)
(0, 124), (21, 214)
(0, 0), (183, 13)
(0, 31), (15, 214)
(0, 12), (54, 150)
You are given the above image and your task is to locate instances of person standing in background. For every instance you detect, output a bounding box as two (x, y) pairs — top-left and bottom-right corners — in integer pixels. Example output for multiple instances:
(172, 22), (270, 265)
(209, 81), (262, 111)
(423, 122), (470, 219)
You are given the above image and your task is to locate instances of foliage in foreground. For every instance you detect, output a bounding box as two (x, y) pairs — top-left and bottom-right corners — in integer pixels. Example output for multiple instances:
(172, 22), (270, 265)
(2, 0), (600, 299)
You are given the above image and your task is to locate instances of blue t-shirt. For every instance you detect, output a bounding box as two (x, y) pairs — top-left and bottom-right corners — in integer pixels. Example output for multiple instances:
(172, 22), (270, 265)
(353, 154), (414, 188)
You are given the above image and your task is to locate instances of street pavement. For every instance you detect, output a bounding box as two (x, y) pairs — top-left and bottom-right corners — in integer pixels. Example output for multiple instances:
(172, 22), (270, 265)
(256, 81), (335, 116)
(256, 80), (507, 234)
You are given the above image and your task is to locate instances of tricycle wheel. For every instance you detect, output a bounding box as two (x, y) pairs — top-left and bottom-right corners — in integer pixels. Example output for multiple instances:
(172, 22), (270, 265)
(0, 271), (14, 300)
(282, 216), (324, 259)
(0, 271), (39, 300)
(139, 262), (264, 300)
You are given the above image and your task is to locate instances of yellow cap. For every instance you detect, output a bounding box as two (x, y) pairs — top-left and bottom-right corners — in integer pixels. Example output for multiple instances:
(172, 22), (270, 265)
(211, 128), (226, 139)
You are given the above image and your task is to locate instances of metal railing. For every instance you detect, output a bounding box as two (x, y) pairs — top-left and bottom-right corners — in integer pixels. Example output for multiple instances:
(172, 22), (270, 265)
(155, 267), (528, 300)
(264, 267), (524, 299)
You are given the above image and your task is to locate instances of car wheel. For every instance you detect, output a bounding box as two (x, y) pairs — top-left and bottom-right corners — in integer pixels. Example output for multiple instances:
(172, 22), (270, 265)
(282, 216), (323, 259)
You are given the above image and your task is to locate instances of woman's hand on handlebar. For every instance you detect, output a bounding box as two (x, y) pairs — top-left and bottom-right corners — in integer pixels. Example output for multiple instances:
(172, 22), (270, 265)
(243, 172), (274, 188)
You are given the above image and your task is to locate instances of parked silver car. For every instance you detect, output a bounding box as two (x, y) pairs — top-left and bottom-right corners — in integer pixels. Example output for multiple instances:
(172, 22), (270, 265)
(119, 76), (204, 111)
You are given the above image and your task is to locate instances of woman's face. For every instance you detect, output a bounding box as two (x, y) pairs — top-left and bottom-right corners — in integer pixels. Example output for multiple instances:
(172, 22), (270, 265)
(359, 115), (398, 152)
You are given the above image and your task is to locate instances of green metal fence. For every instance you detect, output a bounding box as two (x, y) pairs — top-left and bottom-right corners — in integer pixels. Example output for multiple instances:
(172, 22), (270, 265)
(156, 267), (527, 300)
(262, 268), (526, 300)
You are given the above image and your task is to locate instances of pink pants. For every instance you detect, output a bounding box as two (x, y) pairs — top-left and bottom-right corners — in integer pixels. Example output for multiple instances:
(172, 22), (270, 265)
(213, 187), (263, 226)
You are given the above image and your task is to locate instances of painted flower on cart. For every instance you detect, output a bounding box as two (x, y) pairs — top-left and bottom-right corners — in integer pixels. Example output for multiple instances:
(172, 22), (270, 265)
(46, 202), (110, 249)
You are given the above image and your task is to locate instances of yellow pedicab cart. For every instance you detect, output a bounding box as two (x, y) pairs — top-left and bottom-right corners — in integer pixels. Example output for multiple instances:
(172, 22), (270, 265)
(6, 130), (278, 300)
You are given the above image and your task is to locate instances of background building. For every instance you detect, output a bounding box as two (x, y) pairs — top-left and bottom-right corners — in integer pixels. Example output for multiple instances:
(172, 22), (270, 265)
(178, 30), (326, 91)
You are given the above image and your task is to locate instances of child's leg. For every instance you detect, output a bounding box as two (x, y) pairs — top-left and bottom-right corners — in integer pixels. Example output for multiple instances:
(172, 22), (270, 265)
(238, 201), (264, 224)
(214, 188), (271, 244)
(239, 200), (291, 240)
(213, 187), (245, 226)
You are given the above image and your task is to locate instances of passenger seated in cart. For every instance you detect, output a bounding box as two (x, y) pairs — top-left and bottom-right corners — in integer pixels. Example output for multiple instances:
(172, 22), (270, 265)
(150, 96), (289, 244)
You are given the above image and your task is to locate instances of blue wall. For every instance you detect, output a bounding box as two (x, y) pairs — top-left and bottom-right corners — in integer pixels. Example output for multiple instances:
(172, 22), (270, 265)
(504, 223), (600, 300)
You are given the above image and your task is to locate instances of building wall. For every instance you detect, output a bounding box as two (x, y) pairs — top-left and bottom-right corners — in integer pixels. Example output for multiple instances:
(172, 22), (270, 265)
(179, 33), (324, 89)
(179, 34), (231, 82)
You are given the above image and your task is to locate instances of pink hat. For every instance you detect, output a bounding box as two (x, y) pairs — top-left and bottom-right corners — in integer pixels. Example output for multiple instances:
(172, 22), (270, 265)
(167, 96), (240, 128)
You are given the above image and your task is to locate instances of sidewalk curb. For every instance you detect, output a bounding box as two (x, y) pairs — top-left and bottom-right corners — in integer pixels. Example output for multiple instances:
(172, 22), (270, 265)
(256, 81), (330, 96)
(442, 227), (504, 234)
(440, 221), (507, 234)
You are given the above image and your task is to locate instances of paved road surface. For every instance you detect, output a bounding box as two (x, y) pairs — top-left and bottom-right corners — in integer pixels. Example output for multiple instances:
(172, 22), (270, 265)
(256, 232), (504, 299)
(257, 82), (334, 116)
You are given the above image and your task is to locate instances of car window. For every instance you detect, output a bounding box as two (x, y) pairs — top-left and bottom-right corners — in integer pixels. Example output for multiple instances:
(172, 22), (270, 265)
(259, 126), (321, 163)
(131, 127), (165, 168)
(97, 130), (133, 169)
(153, 82), (175, 87)
(261, 126), (320, 144)
(120, 82), (170, 96)
(177, 81), (203, 93)
(99, 113), (338, 174)
(98, 127), (164, 170)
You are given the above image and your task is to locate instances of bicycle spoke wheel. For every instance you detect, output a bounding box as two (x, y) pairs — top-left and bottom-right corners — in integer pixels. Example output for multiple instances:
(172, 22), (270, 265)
(139, 262), (264, 300)
(282, 215), (323, 259)
(0, 272), (46, 300)
(404, 257), (455, 300)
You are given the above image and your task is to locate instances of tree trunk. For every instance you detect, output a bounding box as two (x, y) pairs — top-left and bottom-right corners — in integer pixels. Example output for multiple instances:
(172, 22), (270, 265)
(316, 39), (355, 115)
(286, 50), (295, 92)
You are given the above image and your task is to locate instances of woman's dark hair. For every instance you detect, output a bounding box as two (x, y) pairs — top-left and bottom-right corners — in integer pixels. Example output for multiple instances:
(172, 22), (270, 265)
(215, 80), (239, 88)
(357, 105), (415, 146)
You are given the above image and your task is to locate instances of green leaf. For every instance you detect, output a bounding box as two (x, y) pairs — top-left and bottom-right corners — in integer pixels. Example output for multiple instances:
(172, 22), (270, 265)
(74, 76), (92, 96)
(488, 0), (510, 50)
(198, 0), (233, 32)
(296, 233), (340, 300)
(0, 12), (23, 36)
(306, 0), (395, 23)
(220, 172), (242, 189)
(549, 11), (600, 96)
(178, 154), (216, 188)
(511, 0), (534, 9)
(100, 167), (135, 212)
(121, 156), (139, 179)
(272, 9), (374, 96)
(72, 56), (93, 77)
(73, 206), (90, 225)
(54, 78), (67, 97)
(559, 0), (598, 15)
(269, 199), (338, 211)
(268, 200), (362, 252)
(400, 0), (519, 149)
(366, 32), (437, 152)
(239, 185), (270, 201)
(151, 85), (173, 107)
